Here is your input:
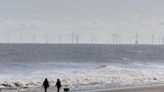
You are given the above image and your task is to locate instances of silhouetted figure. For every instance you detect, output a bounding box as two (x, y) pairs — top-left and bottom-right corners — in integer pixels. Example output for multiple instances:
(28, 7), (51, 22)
(56, 79), (62, 92)
(42, 78), (49, 92)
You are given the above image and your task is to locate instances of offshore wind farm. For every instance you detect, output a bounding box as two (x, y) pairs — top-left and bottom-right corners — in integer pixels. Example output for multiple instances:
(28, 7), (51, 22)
(1, 31), (164, 45)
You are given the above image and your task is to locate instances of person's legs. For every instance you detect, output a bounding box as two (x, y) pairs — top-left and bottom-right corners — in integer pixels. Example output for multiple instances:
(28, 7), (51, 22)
(57, 87), (60, 92)
(45, 87), (47, 92)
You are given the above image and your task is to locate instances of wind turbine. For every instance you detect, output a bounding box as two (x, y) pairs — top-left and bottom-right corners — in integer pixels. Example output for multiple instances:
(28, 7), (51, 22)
(118, 35), (121, 44)
(134, 31), (139, 44)
(129, 36), (133, 44)
(45, 32), (48, 44)
(150, 32), (155, 44)
(94, 36), (98, 44)
(20, 35), (23, 43)
(110, 32), (118, 44)
(91, 35), (97, 44)
(110, 33), (115, 44)
(162, 36), (164, 44)
(69, 32), (75, 44)
(91, 35), (94, 44)
(75, 34), (80, 44)
(70, 22), (79, 44)
(57, 35), (62, 44)
(91, 35), (95, 44)
(115, 33), (121, 44)
(158, 35), (161, 44)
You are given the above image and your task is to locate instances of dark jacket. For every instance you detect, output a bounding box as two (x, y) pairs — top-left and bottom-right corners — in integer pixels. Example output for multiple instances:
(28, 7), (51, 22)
(43, 79), (49, 88)
(56, 80), (61, 88)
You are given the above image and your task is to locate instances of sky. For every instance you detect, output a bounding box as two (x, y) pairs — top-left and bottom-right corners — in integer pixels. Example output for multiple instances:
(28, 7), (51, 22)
(0, 0), (164, 44)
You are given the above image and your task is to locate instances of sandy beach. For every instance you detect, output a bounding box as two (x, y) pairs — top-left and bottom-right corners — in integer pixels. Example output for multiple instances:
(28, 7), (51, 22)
(93, 85), (164, 92)
(1, 84), (164, 92)
(71, 84), (164, 92)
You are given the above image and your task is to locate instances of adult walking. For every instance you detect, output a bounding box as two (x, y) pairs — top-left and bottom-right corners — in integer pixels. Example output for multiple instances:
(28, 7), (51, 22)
(43, 78), (49, 92)
(56, 79), (62, 92)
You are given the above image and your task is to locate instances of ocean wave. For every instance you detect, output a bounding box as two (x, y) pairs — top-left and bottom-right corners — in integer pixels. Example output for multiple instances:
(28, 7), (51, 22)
(0, 64), (164, 90)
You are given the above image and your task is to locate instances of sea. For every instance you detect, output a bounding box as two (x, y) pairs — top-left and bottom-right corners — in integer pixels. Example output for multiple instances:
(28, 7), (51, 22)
(0, 44), (164, 90)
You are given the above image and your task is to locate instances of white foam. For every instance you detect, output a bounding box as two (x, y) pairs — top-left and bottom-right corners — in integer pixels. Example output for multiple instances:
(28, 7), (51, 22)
(0, 64), (164, 90)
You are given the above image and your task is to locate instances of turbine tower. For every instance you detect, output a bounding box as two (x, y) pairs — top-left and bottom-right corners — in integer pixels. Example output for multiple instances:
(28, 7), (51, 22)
(129, 37), (133, 44)
(94, 36), (97, 44)
(118, 36), (121, 44)
(110, 32), (119, 44)
(57, 35), (62, 44)
(162, 36), (164, 44)
(91, 35), (97, 44)
(91, 35), (98, 44)
(115, 33), (121, 44)
(151, 32), (155, 44)
(70, 32), (75, 44)
(110, 33), (115, 44)
(158, 35), (161, 44)
(91, 35), (94, 44)
(20, 35), (23, 43)
(135, 31), (139, 44)
(45, 32), (48, 44)
(75, 34), (80, 44)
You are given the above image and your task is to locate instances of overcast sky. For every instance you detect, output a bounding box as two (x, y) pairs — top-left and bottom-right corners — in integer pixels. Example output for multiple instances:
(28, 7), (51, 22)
(0, 0), (164, 44)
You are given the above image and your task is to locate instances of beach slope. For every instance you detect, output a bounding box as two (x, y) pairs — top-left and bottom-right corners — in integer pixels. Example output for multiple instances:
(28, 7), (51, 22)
(93, 85), (164, 92)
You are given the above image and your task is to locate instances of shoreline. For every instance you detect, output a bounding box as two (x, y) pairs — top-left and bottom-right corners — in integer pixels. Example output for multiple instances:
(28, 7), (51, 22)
(2, 84), (164, 92)
(71, 84), (164, 92)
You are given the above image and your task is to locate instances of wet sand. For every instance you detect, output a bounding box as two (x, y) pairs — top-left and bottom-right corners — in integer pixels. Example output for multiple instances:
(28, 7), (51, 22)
(72, 84), (164, 92)
(1, 84), (164, 92)
(93, 85), (164, 92)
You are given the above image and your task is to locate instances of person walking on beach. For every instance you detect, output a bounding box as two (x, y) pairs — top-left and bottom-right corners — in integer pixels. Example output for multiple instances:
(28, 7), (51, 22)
(43, 78), (49, 92)
(56, 79), (62, 92)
